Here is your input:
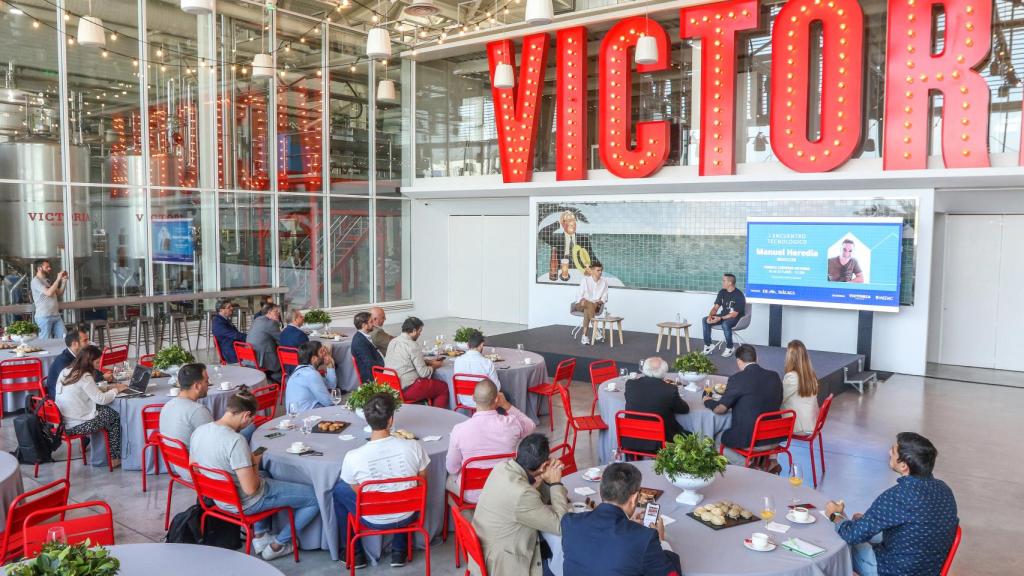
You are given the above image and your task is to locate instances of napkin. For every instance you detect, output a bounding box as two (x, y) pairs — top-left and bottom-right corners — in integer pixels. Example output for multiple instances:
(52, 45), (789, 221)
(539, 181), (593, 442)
(661, 514), (676, 526)
(766, 521), (791, 534)
(338, 434), (355, 441)
(422, 435), (442, 442)
(574, 487), (596, 496)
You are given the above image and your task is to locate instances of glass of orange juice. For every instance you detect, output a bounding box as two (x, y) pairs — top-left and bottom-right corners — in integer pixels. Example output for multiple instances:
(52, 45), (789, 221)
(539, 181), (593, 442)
(789, 464), (804, 506)
(761, 496), (775, 527)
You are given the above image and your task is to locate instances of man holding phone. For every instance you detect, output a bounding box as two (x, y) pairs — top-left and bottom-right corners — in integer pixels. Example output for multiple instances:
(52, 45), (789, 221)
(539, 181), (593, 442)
(560, 463), (681, 576)
(31, 259), (68, 339)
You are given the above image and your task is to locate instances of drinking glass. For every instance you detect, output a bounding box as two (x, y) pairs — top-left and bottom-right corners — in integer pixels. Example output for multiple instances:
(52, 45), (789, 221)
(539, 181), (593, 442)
(488, 347), (495, 356)
(288, 403), (299, 420)
(637, 359), (645, 374)
(789, 464), (804, 505)
(331, 389), (343, 406)
(301, 418), (313, 436)
(761, 496), (776, 527)
(516, 343), (524, 352)
(611, 450), (625, 464)
(619, 368), (627, 378)
(46, 526), (67, 545)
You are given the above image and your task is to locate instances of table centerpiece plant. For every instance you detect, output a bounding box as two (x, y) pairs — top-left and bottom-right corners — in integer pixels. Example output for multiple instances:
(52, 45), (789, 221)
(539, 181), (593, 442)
(453, 327), (483, 350)
(673, 351), (717, 385)
(6, 320), (39, 344)
(8, 540), (120, 576)
(303, 309), (332, 331)
(151, 345), (195, 374)
(654, 433), (728, 505)
(346, 381), (403, 418)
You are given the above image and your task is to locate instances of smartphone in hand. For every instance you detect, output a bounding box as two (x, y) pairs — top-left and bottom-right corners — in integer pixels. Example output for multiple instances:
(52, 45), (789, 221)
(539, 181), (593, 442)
(642, 502), (661, 528)
(252, 446), (268, 457)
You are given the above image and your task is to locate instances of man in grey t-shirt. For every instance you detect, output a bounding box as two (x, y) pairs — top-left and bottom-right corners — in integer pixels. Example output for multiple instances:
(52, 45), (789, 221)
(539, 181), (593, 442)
(31, 259), (67, 339)
(159, 364), (213, 475)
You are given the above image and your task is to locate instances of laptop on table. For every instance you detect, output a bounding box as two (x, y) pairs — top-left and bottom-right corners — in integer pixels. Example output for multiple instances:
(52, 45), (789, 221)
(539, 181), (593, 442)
(115, 365), (153, 398)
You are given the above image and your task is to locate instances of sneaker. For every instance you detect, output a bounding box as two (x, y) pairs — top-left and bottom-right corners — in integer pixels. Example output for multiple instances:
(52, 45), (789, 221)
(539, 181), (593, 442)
(261, 541), (294, 561)
(390, 550), (408, 567)
(251, 533), (273, 555)
(594, 332), (605, 342)
(721, 346), (735, 358)
(344, 551), (368, 570)
(581, 335), (590, 345)
(702, 344), (715, 355)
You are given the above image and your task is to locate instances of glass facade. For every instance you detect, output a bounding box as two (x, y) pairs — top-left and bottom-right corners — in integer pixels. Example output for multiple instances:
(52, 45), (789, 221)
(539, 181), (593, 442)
(0, 1), (409, 314)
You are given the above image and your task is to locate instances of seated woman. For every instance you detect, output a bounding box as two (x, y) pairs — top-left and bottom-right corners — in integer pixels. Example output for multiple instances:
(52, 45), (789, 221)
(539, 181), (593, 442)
(54, 345), (128, 468)
(782, 339), (821, 435)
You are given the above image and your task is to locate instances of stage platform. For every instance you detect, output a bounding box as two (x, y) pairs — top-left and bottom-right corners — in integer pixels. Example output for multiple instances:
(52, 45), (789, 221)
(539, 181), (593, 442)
(487, 324), (863, 400)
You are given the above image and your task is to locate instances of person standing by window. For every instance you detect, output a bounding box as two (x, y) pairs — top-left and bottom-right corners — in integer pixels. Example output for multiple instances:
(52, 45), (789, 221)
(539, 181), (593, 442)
(31, 259), (68, 339)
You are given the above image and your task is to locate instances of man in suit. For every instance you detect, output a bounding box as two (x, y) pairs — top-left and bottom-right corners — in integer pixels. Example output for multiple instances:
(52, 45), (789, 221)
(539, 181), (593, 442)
(279, 309), (309, 349)
(623, 357), (690, 456)
(350, 311), (383, 384)
(539, 210), (597, 281)
(471, 433), (569, 576)
(211, 299), (246, 364)
(46, 326), (110, 399)
(246, 303), (283, 382)
(561, 462), (681, 576)
(704, 344), (784, 470)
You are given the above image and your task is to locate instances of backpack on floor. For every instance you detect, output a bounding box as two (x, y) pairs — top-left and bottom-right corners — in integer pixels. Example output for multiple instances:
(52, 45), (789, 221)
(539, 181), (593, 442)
(11, 413), (62, 465)
(165, 501), (241, 550)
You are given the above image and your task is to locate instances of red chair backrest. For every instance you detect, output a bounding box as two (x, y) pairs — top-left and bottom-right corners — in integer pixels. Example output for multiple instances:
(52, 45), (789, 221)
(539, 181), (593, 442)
(141, 404), (162, 442)
(354, 477), (427, 521)
(452, 373), (490, 412)
(0, 479), (70, 562)
(589, 360), (618, 387)
(747, 410), (797, 451)
(450, 503), (488, 576)
(277, 346), (299, 384)
(556, 384), (576, 421)
(154, 433), (191, 482)
(351, 355), (363, 383)
(940, 525), (962, 576)
(550, 442), (577, 476)
(100, 345), (129, 369)
(233, 342), (259, 369)
(457, 453), (516, 499)
(615, 410), (667, 456)
(371, 366), (403, 396)
(0, 358), (45, 395)
(809, 393), (834, 437)
(139, 354), (156, 368)
(190, 464), (246, 514)
(251, 384), (280, 425)
(22, 501), (115, 558)
(212, 337), (229, 365)
(553, 358), (577, 387)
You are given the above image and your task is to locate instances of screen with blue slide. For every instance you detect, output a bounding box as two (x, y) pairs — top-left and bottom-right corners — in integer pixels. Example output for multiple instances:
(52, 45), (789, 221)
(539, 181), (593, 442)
(746, 217), (903, 312)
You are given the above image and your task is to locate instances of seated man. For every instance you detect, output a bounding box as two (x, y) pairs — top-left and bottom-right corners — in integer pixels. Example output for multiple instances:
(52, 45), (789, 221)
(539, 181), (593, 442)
(279, 309), (310, 349)
(47, 326), (111, 399)
(471, 433), (569, 576)
(561, 463), (681, 576)
(189, 393), (319, 561)
(451, 332), (500, 409)
(703, 344), (783, 470)
(211, 299), (247, 364)
(284, 340), (337, 412)
(246, 302), (283, 382)
(351, 311), (384, 384)
(701, 273), (746, 358)
(623, 357), (689, 456)
(334, 393), (430, 569)
(368, 306), (394, 356)
(827, 433), (958, 576)
(446, 379), (535, 503)
(573, 259), (608, 346)
(158, 363), (212, 453)
(384, 317), (449, 408)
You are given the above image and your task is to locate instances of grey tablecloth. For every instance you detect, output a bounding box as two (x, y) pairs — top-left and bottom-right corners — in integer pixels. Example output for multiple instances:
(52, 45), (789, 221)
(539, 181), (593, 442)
(103, 543), (285, 575)
(0, 452), (24, 527)
(92, 365), (268, 470)
(596, 375), (732, 464)
(543, 462), (853, 576)
(1, 338), (67, 412)
(311, 326), (359, 392)
(433, 348), (548, 421)
(251, 403), (468, 562)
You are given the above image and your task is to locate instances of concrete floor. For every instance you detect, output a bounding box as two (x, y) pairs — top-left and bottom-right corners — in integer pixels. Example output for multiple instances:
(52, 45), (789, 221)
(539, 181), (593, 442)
(3, 317), (1016, 575)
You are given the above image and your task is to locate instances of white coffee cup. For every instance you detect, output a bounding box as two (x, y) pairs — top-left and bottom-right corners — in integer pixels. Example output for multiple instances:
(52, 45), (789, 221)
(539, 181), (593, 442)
(751, 532), (769, 550)
(167, 387), (180, 397)
(219, 381), (232, 390)
(278, 419), (293, 429)
(605, 381), (616, 391)
(523, 357), (533, 365)
(571, 502), (588, 513)
(290, 442), (305, 452)
(791, 507), (810, 522)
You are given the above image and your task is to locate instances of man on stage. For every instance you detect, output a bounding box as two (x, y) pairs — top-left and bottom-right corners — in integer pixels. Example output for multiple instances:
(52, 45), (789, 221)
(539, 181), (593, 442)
(574, 260), (608, 346)
(702, 273), (746, 358)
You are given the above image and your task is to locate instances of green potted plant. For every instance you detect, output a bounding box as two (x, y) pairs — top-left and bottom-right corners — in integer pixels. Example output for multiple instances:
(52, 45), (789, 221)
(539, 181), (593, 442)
(6, 320), (39, 344)
(303, 309), (332, 331)
(453, 327), (482, 350)
(346, 380), (403, 418)
(8, 540), (120, 575)
(673, 351), (717, 384)
(654, 433), (729, 505)
(151, 345), (195, 374)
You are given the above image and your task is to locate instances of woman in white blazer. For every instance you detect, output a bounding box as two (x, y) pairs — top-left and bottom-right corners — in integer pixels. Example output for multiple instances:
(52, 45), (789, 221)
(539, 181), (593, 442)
(54, 345), (128, 468)
(781, 340), (821, 435)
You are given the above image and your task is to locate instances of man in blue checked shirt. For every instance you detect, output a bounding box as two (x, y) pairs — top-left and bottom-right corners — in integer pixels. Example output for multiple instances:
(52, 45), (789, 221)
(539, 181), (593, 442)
(283, 340), (337, 411)
(826, 432), (958, 576)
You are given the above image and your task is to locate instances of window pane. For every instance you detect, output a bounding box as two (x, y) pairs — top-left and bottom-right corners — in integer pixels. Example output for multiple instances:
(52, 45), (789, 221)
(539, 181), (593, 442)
(277, 12), (323, 193)
(279, 194), (323, 308)
(0, 6), (60, 150)
(329, 197), (370, 307)
(375, 56), (402, 195)
(152, 189), (204, 294)
(328, 28), (369, 195)
(375, 198), (409, 302)
(73, 186), (147, 300)
(219, 191), (272, 288)
(0, 183), (70, 309)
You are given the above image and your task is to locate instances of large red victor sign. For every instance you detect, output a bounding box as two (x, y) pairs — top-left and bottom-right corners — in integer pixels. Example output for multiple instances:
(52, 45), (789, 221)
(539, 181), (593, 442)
(487, 0), (994, 183)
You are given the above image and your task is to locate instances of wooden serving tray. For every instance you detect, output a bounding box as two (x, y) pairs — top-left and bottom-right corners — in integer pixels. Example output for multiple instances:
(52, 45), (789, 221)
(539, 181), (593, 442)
(313, 420), (351, 434)
(686, 511), (761, 531)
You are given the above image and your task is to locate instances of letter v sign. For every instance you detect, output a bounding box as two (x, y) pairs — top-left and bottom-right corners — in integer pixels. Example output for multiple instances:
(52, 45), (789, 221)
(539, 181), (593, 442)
(487, 33), (550, 184)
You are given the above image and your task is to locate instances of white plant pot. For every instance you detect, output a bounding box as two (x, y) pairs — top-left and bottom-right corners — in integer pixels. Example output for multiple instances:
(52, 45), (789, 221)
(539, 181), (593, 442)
(455, 342), (469, 351)
(669, 473), (715, 505)
(355, 408), (365, 420)
(166, 365), (181, 376)
(306, 323), (326, 332)
(15, 334), (37, 345)
(680, 371), (705, 384)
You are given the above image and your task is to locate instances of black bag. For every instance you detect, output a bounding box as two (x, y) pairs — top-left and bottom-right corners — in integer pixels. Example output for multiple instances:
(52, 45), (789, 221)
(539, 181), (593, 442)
(12, 413), (63, 465)
(165, 501), (241, 550)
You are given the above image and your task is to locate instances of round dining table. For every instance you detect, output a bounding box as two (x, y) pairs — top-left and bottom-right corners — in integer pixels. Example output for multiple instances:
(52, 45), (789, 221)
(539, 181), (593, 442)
(251, 403), (468, 562)
(542, 462), (852, 576)
(101, 543), (285, 575)
(0, 337), (67, 411)
(596, 374), (732, 463)
(433, 347), (549, 421)
(92, 365), (268, 470)
(0, 452), (24, 527)
(311, 325), (359, 391)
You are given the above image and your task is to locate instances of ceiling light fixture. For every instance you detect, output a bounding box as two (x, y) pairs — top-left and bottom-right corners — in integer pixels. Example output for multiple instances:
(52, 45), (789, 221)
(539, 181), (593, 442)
(524, 0), (553, 25)
(180, 0), (213, 15)
(493, 62), (514, 89)
(77, 1), (107, 49)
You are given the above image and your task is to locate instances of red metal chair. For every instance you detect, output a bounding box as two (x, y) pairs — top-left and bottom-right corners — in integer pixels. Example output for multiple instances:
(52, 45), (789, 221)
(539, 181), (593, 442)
(33, 400), (113, 479)
(153, 434), (193, 530)
(190, 463), (300, 561)
(140, 404), (163, 492)
(99, 344), (129, 370)
(940, 525), (962, 576)
(212, 337), (230, 365)
(371, 366), (405, 399)
(251, 383), (281, 427)
(442, 452), (515, 558)
(528, 358), (576, 431)
(792, 393), (834, 487)
(0, 479), (70, 562)
(450, 502), (488, 576)
(21, 501), (115, 558)
(0, 358), (46, 424)
(588, 359), (618, 416)
(233, 341), (260, 370)
(345, 477), (429, 576)
(551, 442), (578, 476)
(615, 410), (667, 460)
(557, 384), (607, 454)
(719, 409), (797, 470)
(452, 373), (490, 414)
(351, 355), (363, 384)
(277, 346), (299, 393)
(139, 353), (156, 368)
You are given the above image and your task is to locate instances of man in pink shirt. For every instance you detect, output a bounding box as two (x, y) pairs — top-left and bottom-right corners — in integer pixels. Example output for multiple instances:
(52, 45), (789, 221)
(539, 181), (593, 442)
(446, 379), (536, 503)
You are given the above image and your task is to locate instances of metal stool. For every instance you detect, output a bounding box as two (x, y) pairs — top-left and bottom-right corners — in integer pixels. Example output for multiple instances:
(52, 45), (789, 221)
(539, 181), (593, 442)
(234, 307), (252, 333)
(87, 319), (110, 348)
(162, 312), (192, 352)
(196, 309), (218, 351)
(127, 316), (161, 356)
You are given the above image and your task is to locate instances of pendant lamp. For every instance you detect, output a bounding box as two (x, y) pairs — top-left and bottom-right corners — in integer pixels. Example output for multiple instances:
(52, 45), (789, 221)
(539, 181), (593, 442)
(180, 0), (214, 15)
(367, 27), (391, 60)
(252, 53), (274, 78)
(524, 0), (553, 25)
(377, 79), (397, 102)
(77, 16), (106, 48)
(635, 35), (658, 65)
(493, 63), (514, 89)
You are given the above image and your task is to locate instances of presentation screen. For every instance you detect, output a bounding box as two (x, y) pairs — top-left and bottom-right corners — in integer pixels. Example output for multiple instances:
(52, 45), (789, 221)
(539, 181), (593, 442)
(745, 217), (903, 312)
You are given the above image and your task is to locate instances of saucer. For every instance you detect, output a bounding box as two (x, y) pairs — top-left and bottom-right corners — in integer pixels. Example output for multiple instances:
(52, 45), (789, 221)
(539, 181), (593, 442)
(581, 467), (603, 482)
(743, 539), (776, 552)
(286, 446), (309, 454)
(786, 511), (816, 524)
(570, 502), (589, 513)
